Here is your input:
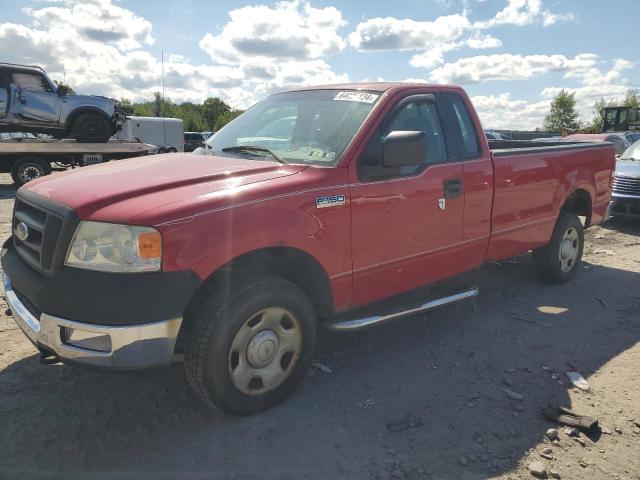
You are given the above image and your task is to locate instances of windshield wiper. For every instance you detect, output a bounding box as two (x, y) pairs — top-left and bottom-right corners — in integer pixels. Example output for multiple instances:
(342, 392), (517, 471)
(222, 145), (287, 164)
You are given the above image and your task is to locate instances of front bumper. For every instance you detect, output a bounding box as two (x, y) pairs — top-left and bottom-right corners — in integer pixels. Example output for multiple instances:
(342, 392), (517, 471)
(610, 193), (640, 219)
(3, 274), (182, 368)
(113, 105), (127, 132)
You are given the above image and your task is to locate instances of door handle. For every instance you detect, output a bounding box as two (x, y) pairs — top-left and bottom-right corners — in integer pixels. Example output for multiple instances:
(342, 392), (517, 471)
(444, 178), (462, 199)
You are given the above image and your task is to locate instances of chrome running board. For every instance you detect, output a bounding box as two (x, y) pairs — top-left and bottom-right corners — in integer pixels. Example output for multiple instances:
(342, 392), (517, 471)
(325, 286), (479, 332)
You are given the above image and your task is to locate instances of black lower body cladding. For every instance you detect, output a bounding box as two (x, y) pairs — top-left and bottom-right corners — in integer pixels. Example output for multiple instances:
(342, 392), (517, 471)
(1, 238), (201, 326)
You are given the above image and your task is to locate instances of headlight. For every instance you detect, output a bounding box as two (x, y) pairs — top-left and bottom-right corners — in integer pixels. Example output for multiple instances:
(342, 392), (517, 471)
(66, 221), (162, 272)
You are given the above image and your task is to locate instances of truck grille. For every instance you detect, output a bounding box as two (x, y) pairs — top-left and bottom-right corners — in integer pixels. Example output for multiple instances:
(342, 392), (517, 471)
(613, 175), (640, 196)
(12, 191), (78, 275)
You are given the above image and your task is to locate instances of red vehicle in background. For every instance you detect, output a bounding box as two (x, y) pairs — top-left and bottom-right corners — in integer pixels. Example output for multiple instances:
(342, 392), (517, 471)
(2, 83), (615, 415)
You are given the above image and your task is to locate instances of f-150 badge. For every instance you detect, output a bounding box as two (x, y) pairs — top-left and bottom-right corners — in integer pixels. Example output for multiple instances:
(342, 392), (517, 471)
(316, 194), (346, 209)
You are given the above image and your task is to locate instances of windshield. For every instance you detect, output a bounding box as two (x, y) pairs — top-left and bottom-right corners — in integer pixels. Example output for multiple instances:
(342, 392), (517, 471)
(621, 140), (640, 160)
(201, 89), (380, 166)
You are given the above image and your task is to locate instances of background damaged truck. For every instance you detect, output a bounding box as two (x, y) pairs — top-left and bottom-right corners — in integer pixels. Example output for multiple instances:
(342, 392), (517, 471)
(0, 63), (126, 143)
(2, 83), (615, 415)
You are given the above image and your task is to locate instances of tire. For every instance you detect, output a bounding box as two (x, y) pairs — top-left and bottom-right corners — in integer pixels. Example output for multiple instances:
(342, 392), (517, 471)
(532, 212), (584, 283)
(164, 146), (178, 153)
(184, 274), (317, 415)
(71, 112), (112, 143)
(10, 156), (52, 185)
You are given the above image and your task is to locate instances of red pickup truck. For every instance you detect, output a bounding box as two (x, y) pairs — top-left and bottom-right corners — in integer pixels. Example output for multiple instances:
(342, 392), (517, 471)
(2, 83), (615, 415)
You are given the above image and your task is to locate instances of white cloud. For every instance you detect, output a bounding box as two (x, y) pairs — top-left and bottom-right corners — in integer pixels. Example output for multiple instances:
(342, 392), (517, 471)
(466, 33), (502, 49)
(471, 57), (634, 130)
(0, 0), (350, 109)
(348, 14), (471, 51)
(428, 53), (599, 84)
(471, 93), (550, 130)
(540, 57), (634, 120)
(199, 0), (346, 64)
(474, 0), (574, 28)
(26, 0), (154, 50)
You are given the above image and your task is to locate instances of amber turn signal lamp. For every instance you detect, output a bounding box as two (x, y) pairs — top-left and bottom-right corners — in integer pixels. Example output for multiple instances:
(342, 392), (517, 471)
(138, 231), (162, 259)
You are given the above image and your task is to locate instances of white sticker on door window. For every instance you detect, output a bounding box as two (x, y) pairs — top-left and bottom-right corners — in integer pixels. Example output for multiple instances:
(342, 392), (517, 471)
(333, 91), (379, 104)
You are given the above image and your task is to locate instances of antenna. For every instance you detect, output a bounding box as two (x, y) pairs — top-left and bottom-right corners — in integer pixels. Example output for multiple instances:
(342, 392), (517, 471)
(162, 50), (167, 150)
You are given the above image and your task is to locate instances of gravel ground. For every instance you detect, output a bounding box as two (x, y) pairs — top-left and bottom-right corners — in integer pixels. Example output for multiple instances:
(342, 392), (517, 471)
(0, 174), (639, 480)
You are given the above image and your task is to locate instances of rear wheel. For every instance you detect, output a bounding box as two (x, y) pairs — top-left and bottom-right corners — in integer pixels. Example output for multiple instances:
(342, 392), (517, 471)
(532, 212), (584, 283)
(184, 274), (317, 415)
(10, 156), (52, 185)
(71, 112), (112, 143)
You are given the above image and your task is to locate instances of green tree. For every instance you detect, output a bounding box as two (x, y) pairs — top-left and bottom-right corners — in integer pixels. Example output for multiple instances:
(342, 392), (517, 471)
(214, 109), (244, 131)
(202, 97), (231, 130)
(543, 89), (581, 132)
(53, 80), (75, 95)
(153, 92), (163, 117)
(622, 85), (640, 108)
(590, 97), (617, 131)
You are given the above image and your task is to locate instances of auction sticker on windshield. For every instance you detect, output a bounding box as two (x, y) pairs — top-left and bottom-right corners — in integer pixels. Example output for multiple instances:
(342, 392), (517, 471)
(333, 91), (379, 103)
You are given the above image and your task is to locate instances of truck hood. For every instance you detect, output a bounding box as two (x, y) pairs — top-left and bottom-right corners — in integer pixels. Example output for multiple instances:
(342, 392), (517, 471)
(25, 153), (306, 222)
(615, 159), (640, 178)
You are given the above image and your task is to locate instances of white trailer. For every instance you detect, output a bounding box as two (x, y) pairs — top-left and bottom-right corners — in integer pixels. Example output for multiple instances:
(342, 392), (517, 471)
(114, 116), (184, 152)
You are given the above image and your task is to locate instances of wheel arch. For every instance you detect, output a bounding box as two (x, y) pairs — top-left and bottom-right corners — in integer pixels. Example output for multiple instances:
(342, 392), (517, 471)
(178, 246), (334, 347)
(65, 107), (113, 130)
(561, 188), (593, 227)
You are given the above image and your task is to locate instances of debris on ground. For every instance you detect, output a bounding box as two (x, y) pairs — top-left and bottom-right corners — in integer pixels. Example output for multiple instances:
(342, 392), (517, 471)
(545, 428), (559, 441)
(573, 436), (587, 447)
(565, 371), (590, 391)
(502, 388), (524, 401)
(543, 406), (598, 433)
(549, 469), (561, 479)
(595, 297), (609, 308)
(358, 398), (375, 409)
(615, 426), (623, 434)
(386, 414), (424, 433)
(528, 460), (548, 478)
(310, 362), (333, 374)
(563, 427), (580, 437)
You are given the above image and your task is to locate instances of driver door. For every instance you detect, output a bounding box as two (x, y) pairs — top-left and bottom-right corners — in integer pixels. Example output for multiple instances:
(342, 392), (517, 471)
(8, 70), (60, 125)
(349, 95), (465, 305)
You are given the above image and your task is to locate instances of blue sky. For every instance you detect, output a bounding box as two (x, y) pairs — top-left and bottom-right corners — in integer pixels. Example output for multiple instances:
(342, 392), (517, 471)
(1, 0), (638, 129)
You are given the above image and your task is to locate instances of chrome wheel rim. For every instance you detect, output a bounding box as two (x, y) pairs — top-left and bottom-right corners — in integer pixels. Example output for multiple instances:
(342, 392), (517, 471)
(228, 307), (302, 395)
(559, 226), (580, 273)
(18, 163), (44, 184)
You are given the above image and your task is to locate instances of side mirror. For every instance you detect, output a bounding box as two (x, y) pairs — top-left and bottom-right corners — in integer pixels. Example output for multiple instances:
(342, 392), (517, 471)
(382, 130), (427, 167)
(57, 84), (70, 97)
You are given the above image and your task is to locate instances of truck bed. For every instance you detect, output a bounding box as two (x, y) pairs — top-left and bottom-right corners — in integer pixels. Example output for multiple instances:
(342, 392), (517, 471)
(488, 138), (606, 154)
(486, 140), (614, 261)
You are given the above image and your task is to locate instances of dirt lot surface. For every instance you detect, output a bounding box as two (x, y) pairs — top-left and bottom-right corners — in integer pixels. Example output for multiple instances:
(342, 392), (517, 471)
(0, 174), (638, 480)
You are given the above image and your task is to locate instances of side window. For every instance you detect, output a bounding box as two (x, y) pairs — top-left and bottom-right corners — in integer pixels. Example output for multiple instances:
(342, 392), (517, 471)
(357, 99), (446, 180)
(437, 92), (480, 160)
(11, 72), (53, 93)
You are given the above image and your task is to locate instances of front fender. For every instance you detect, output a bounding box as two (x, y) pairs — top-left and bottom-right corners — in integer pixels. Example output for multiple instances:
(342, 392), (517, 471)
(155, 168), (353, 310)
(62, 96), (117, 128)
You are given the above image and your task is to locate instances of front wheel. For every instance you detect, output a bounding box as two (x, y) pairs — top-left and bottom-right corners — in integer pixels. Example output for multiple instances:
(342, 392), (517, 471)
(71, 112), (112, 143)
(532, 212), (584, 283)
(184, 274), (317, 415)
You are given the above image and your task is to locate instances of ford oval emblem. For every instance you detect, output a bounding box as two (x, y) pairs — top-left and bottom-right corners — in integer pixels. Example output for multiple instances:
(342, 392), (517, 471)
(15, 221), (29, 242)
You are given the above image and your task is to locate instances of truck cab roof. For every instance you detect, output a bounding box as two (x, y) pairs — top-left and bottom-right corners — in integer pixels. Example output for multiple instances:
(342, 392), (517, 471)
(290, 81), (451, 93)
